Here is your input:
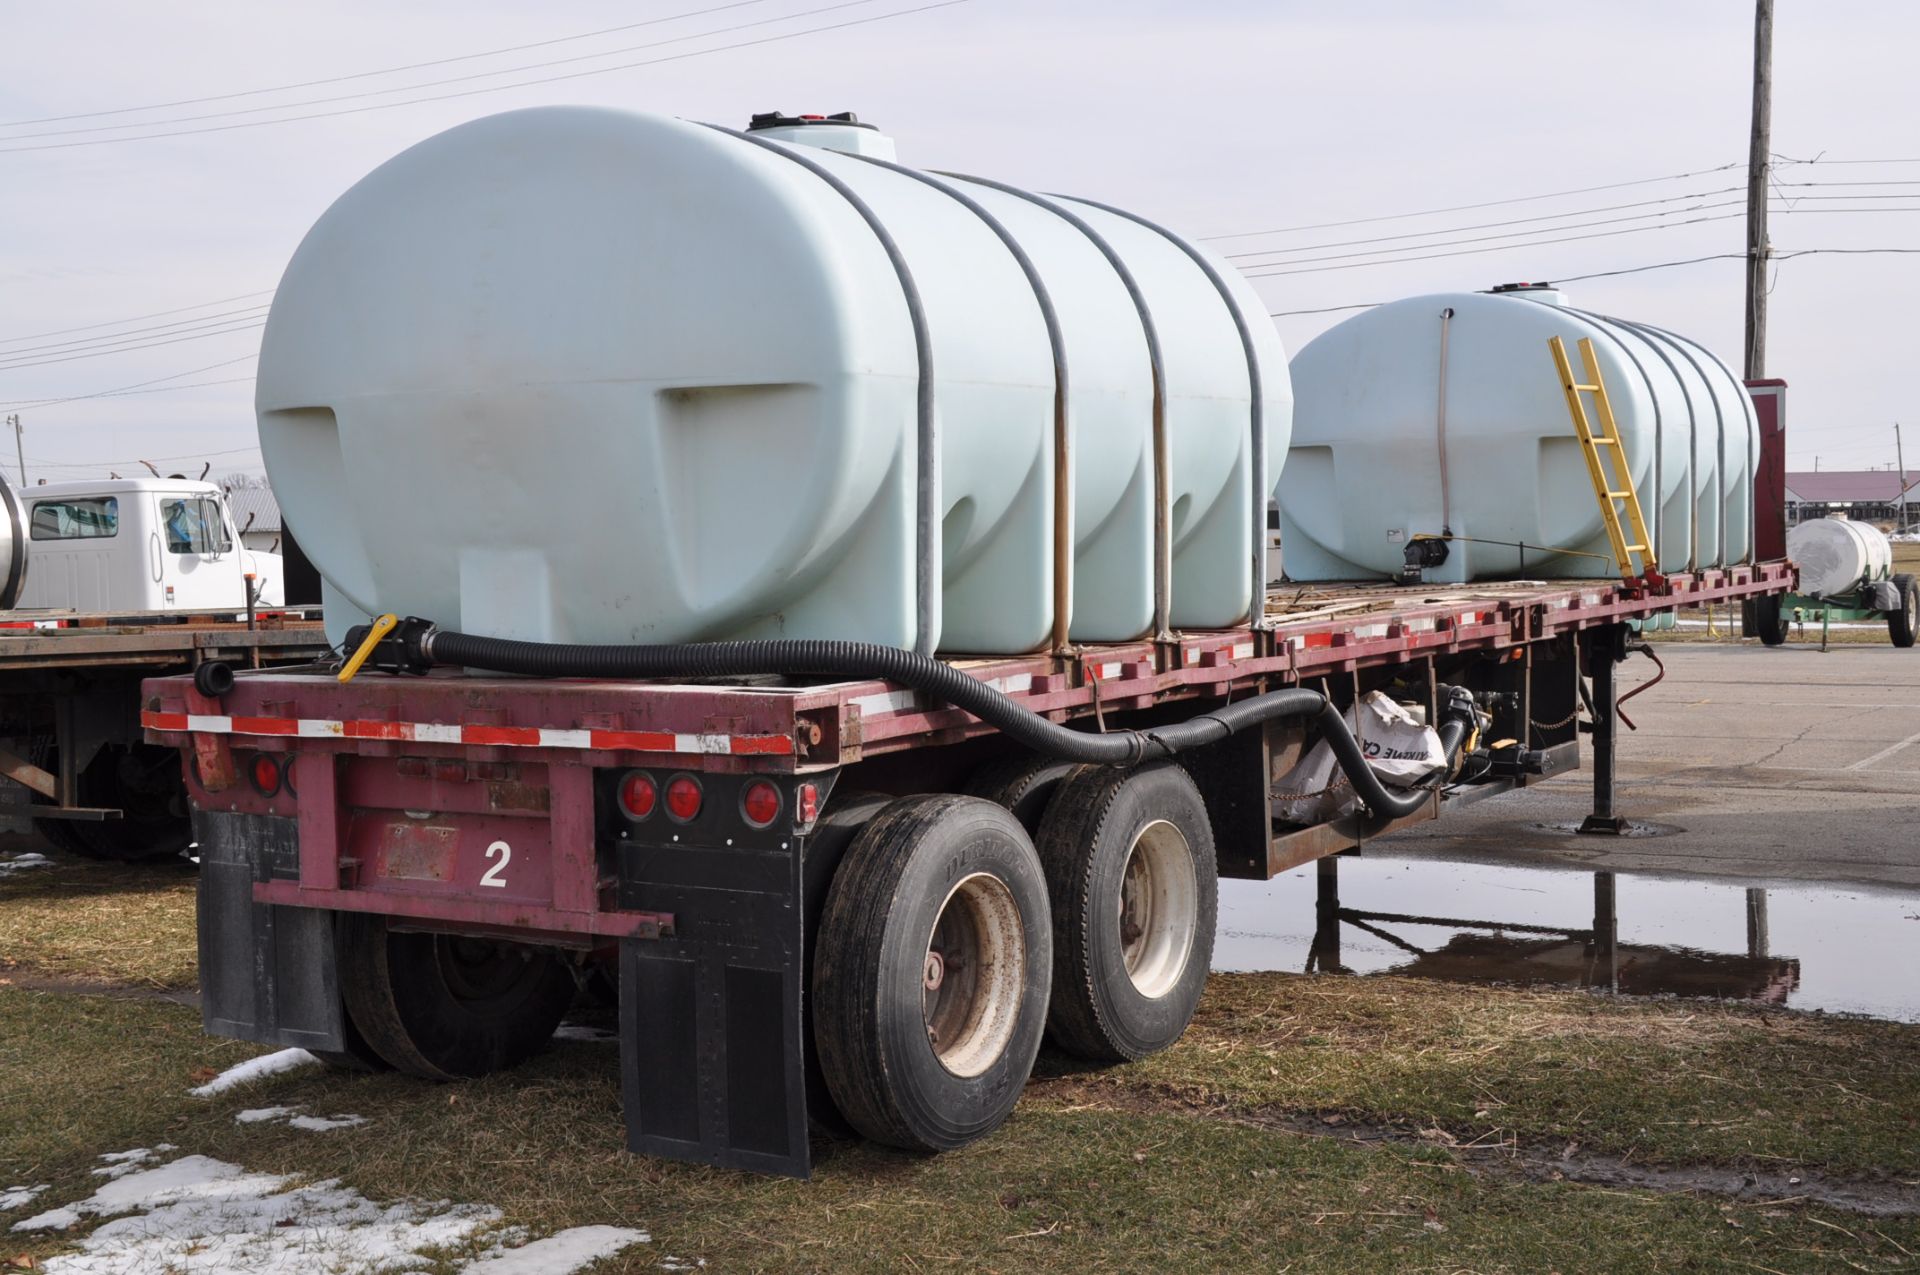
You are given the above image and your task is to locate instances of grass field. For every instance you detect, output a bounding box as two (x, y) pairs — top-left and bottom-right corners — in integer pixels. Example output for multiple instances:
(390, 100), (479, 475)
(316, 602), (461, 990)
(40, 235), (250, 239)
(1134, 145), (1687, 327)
(4, 852), (1918, 1272)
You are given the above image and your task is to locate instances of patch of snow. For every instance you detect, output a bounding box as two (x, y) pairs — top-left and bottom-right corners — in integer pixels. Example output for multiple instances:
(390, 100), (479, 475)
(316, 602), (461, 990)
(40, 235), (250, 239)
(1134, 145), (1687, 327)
(660, 1258), (708, 1271)
(287, 1113), (368, 1132)
(464, 1225), (649, 1274)
(89, 1146), (176, 1181)
(0, 852), (51, 878)
(0, 1184), (47, 1211)
(232, 1106), (366, 1132)
(234, 1106), (298, 1124)
(552, 1024), (617, 1042)
(16, 1153), (503, 1272)
(188, 1047), (320, 1096)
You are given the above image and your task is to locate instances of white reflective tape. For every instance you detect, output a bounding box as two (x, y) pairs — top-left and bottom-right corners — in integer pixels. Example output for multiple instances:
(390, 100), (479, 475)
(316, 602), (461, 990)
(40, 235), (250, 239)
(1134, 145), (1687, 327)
(410, 723), (463, 744)
(1099, 662), (1123, 680)
(297, 719), (344, 738)
(186, 714), (233, 733)
(674, 733), (732, 754)
(1231, 641), (1255, 659)
(986, 674), (1034, 695)
(850, 689), (919, 716)
(538, 729), (594, 749)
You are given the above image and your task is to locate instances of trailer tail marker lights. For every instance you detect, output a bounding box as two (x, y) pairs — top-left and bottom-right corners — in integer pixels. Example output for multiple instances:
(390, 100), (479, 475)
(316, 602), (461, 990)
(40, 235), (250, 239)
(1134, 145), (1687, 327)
(664, 774), (703, 823)
(797, 782), (820, 825)
(619, 771), (658, 821)
(246, 753), (283, 797)
(741, 779), (781, 829)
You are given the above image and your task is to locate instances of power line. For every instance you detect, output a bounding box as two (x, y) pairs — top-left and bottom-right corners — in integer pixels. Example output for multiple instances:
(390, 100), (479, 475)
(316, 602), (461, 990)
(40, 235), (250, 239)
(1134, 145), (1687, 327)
(1199, 162), (1744, 242)
(1239, 209), (1746, 277)
(0, 321), (265, 372)
(1, 0), (779, 128)
(0, 305), (270, 359)
(0, 355), (255, 410)
(0, 1), (968, 153)
(1229, 195), (1746, 263)
(6, 0), (888, 143)
(0, 290), (272, 346)
(1259, 247), (1920, 318)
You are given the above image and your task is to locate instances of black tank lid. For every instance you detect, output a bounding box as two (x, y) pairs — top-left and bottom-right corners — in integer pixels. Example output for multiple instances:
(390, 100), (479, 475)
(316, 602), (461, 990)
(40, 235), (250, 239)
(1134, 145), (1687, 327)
(747, 111), (879, 132)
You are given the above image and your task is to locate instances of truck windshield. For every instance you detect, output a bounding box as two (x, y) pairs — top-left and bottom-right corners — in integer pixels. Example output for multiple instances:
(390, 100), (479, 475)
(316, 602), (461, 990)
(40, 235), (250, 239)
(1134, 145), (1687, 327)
(160, 497), (232, 555)
(29, 497), (119, 540)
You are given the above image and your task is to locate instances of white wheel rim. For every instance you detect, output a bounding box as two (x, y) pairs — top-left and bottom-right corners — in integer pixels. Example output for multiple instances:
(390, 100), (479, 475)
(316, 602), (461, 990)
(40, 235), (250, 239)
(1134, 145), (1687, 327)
(1118, 819), (1198, 999)
(922, 871), (1026, 1078)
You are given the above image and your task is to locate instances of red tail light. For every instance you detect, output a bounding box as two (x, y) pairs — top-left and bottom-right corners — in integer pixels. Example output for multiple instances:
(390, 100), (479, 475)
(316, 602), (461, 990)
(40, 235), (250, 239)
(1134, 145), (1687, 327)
(247, 753), (283, 796)
(797, 782), (819, 824)
(664, 774), (703, 822)
(741, 780), (781, 828)
(618, 771), (657, 821)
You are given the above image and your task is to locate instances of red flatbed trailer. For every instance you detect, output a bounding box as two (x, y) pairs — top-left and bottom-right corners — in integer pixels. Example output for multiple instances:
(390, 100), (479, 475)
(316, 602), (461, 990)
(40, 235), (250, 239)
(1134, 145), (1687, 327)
(145, 562), (1790, 1177)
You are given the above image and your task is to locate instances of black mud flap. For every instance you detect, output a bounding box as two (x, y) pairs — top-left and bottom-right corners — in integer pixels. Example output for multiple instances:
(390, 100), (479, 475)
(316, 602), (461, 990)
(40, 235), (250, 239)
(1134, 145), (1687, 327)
(196, 810), (347, 1053)
(616, 825), (812, 1179)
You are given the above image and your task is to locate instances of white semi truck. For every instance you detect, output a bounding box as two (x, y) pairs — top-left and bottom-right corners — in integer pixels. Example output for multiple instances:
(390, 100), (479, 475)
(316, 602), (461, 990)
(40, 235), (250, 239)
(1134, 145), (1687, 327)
(0, 474), (326, 859)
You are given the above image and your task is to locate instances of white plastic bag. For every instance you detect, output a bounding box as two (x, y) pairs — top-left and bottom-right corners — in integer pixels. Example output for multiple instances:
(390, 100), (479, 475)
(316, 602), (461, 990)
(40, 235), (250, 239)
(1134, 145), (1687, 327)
(1271, 691), (1446, 824)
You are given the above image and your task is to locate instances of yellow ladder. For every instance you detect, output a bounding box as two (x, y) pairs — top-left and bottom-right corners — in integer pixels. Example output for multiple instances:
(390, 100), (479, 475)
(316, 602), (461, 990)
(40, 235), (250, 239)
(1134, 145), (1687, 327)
(1549, 335), (1656, 582)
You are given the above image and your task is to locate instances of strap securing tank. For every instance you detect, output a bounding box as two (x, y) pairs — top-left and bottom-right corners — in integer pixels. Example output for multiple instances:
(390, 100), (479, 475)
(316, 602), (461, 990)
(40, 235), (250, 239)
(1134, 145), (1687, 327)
(708, 123), (942, 656)
(1052, 193), (1272, 631)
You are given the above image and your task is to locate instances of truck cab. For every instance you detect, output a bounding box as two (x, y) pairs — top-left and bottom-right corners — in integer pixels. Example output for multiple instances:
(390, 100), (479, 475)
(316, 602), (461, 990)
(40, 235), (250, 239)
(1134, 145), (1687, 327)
(8, 478), (284, 614)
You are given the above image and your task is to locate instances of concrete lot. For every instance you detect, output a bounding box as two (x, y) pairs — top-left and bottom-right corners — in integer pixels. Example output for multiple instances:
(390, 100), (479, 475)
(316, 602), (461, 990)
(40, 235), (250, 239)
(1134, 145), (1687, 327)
(1388, 642), (1920, 889)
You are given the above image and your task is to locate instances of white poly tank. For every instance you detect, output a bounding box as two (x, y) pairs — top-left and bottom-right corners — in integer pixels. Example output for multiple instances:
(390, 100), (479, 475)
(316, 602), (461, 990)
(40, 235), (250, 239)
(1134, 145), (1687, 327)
(1279, 284), (1758, 583)
(1787, 518), (1892, 598)
(257, 108), (1291, 653)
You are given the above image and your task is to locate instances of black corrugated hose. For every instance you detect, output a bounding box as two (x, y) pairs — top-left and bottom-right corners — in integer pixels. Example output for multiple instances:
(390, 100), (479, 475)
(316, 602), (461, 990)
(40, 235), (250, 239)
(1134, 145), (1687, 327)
(356, 623), (1475, 819)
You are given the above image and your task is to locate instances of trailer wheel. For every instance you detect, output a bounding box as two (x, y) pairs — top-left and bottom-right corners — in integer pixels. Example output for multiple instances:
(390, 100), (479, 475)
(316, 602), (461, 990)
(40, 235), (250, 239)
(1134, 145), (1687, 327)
(1034, 761), (1217, 1062)
(964, 752), (1082, 835)
(337, 914), (575, 1080)
(1891, 575), (1918, 649)
(32, 743), (191, 862)
(1751, 593), (1790, 647)
(812, 794), (1050, 1152)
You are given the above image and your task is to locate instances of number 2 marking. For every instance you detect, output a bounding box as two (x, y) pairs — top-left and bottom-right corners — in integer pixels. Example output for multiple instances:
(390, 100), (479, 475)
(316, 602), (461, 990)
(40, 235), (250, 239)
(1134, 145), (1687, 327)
(480, 840), (511, 888)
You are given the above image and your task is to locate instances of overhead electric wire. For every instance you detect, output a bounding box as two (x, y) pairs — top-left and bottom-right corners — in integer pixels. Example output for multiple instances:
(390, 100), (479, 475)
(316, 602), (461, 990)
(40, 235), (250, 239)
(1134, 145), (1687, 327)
(1239, 208), (1746, 277)
(1227, 194), (1746, 263)
(0, 320), (265, 371)
(0, 290), (273, 346)
(0, 0), (780, 128)
(0, 304), (270, 359)
(0, 0), (970, 154)
(0, 355), (255, 410)
(5, 0), (890, 143)
(1199, 162), (1744, 242)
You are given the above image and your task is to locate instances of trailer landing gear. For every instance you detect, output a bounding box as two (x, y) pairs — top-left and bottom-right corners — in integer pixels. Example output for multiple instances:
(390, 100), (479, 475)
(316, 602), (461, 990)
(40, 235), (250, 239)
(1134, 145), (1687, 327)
(1579, 624), (1629, 836)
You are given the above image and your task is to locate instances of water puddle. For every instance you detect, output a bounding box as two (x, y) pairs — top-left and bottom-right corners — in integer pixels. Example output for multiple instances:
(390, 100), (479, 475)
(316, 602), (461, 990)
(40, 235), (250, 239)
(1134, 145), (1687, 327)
(1216, 855), (1920, 1022)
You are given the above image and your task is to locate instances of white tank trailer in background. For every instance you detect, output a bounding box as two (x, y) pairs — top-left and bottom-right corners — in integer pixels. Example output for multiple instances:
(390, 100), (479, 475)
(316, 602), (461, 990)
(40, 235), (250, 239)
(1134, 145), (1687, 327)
(1756, 517), (1917, 647)
(1280, 283), (1759, 584)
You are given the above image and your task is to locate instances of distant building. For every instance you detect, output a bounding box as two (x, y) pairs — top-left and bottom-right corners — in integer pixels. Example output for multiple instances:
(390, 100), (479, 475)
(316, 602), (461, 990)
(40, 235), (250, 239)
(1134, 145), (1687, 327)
(220, 482), (283, 554)
(1783, 470), (1920, 526)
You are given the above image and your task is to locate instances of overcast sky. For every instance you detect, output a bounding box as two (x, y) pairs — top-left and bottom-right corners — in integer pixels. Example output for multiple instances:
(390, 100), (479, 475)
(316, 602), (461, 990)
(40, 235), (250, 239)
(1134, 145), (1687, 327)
(2, 0), (1914, 484)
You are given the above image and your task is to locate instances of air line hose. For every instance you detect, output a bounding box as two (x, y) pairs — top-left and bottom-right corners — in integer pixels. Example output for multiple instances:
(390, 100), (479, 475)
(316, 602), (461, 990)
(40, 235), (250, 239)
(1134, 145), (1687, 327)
(356, 623), (1474, 820)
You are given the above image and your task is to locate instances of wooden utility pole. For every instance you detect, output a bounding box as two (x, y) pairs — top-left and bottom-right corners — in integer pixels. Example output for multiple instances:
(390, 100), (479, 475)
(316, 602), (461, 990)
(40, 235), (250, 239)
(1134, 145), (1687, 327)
(1898, 421), (1910, 531)
(1743, 0), (1774, 379)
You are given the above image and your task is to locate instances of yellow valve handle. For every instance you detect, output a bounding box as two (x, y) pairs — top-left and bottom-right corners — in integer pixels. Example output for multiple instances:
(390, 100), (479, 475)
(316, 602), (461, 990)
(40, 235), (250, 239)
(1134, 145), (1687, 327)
(338, 613), (400, 683)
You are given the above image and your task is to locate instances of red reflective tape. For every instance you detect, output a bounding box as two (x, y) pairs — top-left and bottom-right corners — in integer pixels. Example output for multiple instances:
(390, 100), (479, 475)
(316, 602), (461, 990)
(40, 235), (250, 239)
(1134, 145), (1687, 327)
(144, 710), (190, 732)
(587, 729), (679, 752)
(1300, 633), (1334, 649)
(730, 734), (796, 756)
(463, 724), (543, 747)
(228, 715), (299, 736)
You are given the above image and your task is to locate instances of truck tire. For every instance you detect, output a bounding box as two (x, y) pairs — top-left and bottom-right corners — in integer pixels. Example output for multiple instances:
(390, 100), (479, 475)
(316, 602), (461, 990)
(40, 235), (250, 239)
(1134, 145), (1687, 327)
(1891, 575), (1917, 649)
(964, 752), (1082, 836)
(1751, 593), (1790, 647)
(337, 913), (575, 1080)
(32, 742), (192, 862)
(1034, 761), (1217, 1063)
(812, 794), (1051, 1153)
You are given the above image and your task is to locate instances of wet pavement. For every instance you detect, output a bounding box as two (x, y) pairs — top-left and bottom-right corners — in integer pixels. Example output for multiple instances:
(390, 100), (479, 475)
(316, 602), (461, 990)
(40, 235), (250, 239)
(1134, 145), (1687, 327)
(1217, 643), (1920, 1020)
